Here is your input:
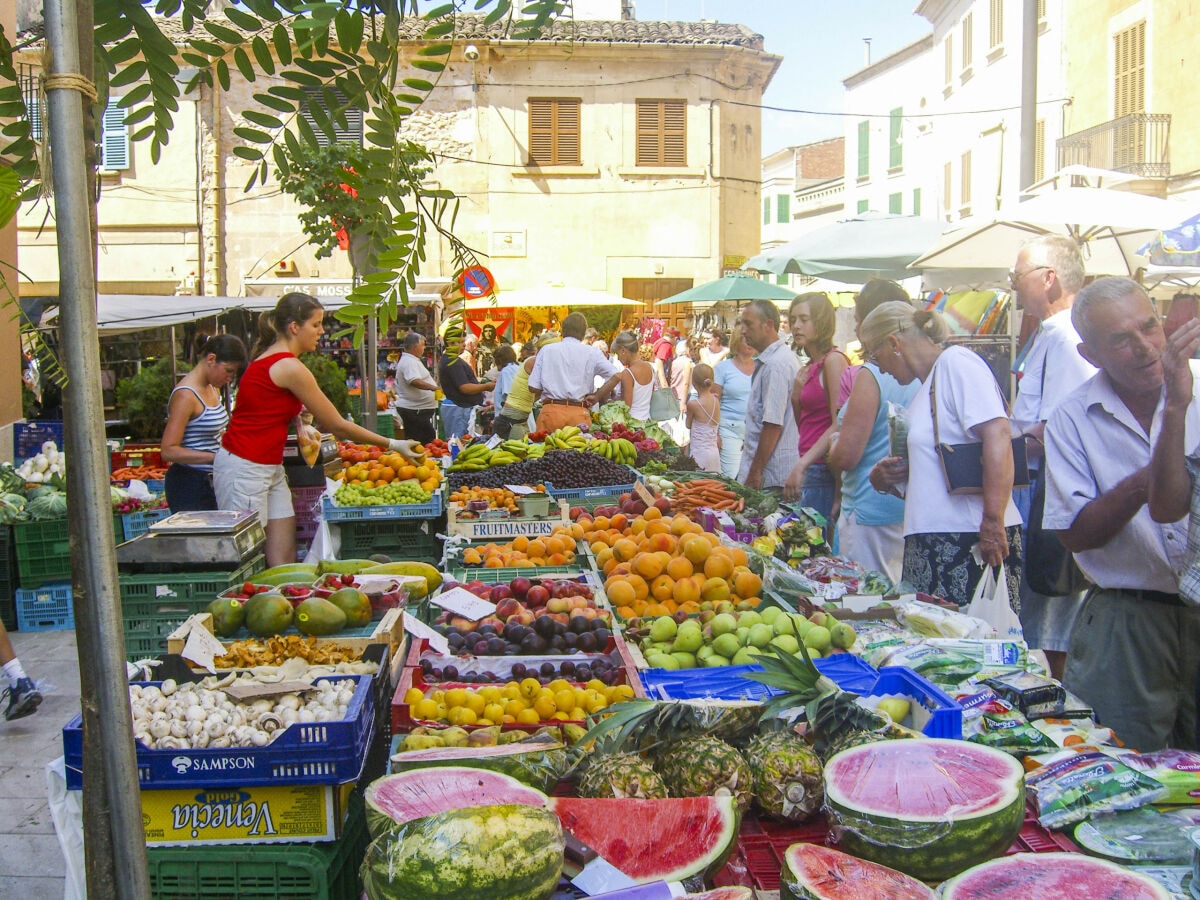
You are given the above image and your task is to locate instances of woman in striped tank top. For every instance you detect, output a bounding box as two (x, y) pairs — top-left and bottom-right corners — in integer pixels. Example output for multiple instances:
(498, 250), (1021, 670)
(161, 334), (247, 511)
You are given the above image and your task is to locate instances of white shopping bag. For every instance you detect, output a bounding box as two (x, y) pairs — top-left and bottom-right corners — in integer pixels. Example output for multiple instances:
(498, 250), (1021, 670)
(966, 564), (1024, 641)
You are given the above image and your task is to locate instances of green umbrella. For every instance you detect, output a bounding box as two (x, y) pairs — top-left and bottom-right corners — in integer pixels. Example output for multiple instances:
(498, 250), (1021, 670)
(655, 273), (796, 305)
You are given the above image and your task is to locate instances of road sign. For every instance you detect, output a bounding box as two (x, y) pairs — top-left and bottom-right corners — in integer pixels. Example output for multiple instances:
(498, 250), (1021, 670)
(458, 266), (495, 298)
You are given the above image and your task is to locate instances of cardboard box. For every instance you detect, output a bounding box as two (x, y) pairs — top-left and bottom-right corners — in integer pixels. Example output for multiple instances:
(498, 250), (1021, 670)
(138, 778), (357, 846)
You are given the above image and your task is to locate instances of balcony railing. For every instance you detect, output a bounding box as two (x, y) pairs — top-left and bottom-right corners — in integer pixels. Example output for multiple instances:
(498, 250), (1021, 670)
(1057, 113), (1171, 177)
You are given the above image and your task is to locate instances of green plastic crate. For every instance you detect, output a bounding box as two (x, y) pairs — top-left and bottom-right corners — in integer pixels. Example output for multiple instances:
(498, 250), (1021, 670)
(353, 413), (394, 440)
(0, 524), (16, 630)
(336, 518), (442, 562)
(15, 515), (123, 587)
(146, 791), (368, 899)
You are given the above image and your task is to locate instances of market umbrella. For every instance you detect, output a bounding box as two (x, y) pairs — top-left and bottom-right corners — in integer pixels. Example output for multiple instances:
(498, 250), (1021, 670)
(910, 187), (1190, 277)
(494, 285), (643, 308)
(742, 213), (950, 284)
(654, 272), (796, 305)
(1137, 210), (1200, 267)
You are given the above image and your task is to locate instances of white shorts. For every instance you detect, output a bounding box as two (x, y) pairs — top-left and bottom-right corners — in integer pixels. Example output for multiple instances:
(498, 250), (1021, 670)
(837, 511), (905, 587)
(213, 448), (294, 524)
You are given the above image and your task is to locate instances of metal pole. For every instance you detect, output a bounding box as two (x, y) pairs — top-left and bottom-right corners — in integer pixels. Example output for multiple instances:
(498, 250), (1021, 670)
(43, 0), (152, 897)
(1019, 0), (1039, 195)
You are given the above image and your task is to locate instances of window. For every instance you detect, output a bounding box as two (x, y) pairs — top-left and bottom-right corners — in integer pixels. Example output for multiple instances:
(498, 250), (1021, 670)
(944, 36), (954, 86)
(529, 97), (581, 165)
(960, 150), (972, 213)
(1038, 0), (1046, 21)
(299, 86), (364, 146)
(989, 0), (1004, 50)
(888, 107), (903, 170)
(763, 197), (770, 225)
(943, 162), (953, 217)
(636, 99), (686, 166)
(1114, 21), (1146, 117)
(100, 102), (129, 170)
(857, 120), (870, 179)
(776, 193), (790, 223)
(912, 187), (922, 216)
(961, 13), (974, 71)
(1034, 118), (1045, 184)
(888, 192), (902, 215)
(857, 198), (869, 214)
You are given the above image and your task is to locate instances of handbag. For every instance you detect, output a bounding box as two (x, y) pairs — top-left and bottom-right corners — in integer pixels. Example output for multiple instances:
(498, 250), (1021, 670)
(1025, 468), (1088, 596)
(648, 386), (678, 422)
(930, 370), (1030, 495)
(965, 564), (1024, 640)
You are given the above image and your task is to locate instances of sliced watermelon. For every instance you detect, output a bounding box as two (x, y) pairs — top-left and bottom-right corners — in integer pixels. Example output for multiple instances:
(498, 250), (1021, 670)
(549, 796), (739, 884)
(939, 852), (1171, 899)
(823, 738), (1025, 882)
(779, 844), (937, 900)
(364, 767), (548, 838)
(682, 890), (755, 900)
(389, 741), (570, 793)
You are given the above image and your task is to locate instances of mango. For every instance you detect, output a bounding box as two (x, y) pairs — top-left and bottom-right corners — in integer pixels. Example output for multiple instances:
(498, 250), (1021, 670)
(294, 597), (348, 636)
(328, 587), (373, 628)
(357, 561), (442, 597)
(244, 592), (294, 636)
(206, 597), (245, 637)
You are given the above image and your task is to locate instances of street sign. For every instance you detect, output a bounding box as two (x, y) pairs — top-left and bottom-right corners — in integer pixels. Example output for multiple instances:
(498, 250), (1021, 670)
(458, 265), (495, 298)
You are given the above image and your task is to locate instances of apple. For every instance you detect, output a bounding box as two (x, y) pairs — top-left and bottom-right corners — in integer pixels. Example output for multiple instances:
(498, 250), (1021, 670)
(509, 576), (532, 599)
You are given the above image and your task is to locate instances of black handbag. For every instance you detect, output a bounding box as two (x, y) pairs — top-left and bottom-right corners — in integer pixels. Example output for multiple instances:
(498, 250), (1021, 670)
(930, 370), (1030, 495)
(1025, 468), (1088, 596)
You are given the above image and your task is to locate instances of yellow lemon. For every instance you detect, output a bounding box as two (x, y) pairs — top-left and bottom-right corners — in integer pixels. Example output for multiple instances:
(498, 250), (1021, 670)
(404, 687), (426, 706)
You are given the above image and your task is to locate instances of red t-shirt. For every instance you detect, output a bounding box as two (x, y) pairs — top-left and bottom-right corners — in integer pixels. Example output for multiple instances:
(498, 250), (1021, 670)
(653, 337), (675, 361)
(222, 352), (303, 465)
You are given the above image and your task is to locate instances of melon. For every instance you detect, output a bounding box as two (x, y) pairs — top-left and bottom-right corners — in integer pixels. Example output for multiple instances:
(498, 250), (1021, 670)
(939, 852), (1171, 899)
(779, 844), (937, 900)
(823, 738), (1024, 882)
(549, 795), (739, 884)
(361, 803), (563, 900)
(389, 742), (571, 793)
(364, 767), (547, 838)
(681, 890), (755, 900)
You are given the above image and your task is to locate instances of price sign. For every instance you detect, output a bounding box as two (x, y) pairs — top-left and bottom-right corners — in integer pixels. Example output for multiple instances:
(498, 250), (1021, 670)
(505, 484), (537, 494)
(633, 481), (657, 509)
(403, 612), (450, 654)
(430, 587), (497, 621)
(180, 616), (229, 674)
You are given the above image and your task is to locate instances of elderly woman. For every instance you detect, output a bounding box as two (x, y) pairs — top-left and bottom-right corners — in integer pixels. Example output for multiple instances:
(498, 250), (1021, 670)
(864, 302), (1023, 609)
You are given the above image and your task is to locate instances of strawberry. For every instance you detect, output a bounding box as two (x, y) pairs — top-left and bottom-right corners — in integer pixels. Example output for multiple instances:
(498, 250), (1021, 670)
(241, 582), (256, 596)
(341, 574), (355, 586)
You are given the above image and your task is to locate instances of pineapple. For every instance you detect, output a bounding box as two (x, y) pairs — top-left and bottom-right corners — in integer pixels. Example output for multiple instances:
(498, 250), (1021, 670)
(576, 752), (669, 799)
(575, 698), (762, 755)
(743, 729), (824, 822)
(654, 735), (754, 811)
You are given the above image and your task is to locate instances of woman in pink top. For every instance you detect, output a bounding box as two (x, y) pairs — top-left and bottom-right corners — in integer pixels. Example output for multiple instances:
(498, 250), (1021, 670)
(214, 293), (423, 566)
(784, 293), (848, 528)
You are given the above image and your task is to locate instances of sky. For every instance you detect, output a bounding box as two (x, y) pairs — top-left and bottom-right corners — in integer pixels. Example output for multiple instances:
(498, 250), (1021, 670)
(640, 0), (934, 155)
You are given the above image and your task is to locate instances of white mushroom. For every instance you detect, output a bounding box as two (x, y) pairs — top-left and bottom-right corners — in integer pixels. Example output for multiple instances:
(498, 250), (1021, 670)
(149, 719), (171, 739)
(169, 720), (188, 739)
(160, 679), (177, 697)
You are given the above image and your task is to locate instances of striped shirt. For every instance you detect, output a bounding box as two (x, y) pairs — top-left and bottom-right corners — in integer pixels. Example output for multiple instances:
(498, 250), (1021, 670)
(173, 385), (228, 472)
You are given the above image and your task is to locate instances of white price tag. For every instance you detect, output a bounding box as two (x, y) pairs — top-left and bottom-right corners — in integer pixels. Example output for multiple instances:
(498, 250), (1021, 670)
(179, 616), (230, 674)
(485, 434), (503, 449)
(403, 612), (450, 654)
(431, 586), (497, 621)
(505, 484), (536, 494)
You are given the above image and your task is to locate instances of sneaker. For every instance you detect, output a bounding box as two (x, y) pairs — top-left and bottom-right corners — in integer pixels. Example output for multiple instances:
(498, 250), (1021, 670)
(3, 677), (42, 721)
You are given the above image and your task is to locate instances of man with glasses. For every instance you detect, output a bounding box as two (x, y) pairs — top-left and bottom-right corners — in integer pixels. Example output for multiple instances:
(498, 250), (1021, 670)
(736, 299), (801, 492)
(1009, 236), (1096, 680)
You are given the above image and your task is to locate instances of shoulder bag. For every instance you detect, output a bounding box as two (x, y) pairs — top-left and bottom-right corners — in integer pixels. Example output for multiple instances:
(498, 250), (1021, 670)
(930, 369), (1030, 495)
(648, 385), (679, 422)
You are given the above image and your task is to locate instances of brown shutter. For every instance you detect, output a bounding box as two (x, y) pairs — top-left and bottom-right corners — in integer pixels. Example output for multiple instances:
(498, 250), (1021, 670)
(1034, 118), (1045, 183)
(636, 99), (686, 166)
(529, 98), (581, 165)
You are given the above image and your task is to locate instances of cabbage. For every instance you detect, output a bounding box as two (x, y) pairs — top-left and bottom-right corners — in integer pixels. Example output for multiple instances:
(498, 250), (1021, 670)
(25, 490), (67, 520)
(0, 493), (25, 525)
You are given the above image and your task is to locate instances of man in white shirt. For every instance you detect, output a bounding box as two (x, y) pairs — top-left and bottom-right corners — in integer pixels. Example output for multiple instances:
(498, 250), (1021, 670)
(1009, 236), (1097, 679)
(736, 299), (801, 492)
(529, 312), (619, 432)
(1044, 277), (1200, 751)
(392, 332), (439, 444)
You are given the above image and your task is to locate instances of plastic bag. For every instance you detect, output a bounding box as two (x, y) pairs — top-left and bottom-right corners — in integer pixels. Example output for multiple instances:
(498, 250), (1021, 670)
(886, 401), (909, 459)
(1026, 749), (1167, 829)
(294, 415), (322, 466)
(898, 599), (994, 639)
(965, 564), (1023, 641)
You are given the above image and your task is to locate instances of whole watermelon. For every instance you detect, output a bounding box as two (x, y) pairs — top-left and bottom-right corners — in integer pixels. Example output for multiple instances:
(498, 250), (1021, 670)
(360, 803), (564, 900)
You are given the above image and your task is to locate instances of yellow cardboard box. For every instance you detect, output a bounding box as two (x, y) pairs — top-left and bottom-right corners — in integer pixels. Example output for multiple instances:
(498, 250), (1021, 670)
(140, 779), (356, 846)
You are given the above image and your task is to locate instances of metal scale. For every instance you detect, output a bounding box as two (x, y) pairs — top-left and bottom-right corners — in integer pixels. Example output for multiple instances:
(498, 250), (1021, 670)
(116, 509), (265, 569)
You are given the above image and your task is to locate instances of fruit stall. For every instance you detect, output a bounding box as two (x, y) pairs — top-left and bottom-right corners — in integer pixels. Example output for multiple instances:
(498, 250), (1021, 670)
(15, 405), (1200, 899)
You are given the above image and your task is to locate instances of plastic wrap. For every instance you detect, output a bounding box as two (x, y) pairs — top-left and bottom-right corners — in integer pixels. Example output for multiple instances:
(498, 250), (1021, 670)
(1118, 748), (1200, 805)
(780, 844), (937, 900)
(887, 402), (909, 460)
(955, 687), (1057, 756)
(1026, 750), (1167, 830)
(1071, 806), (1198, 864)
(360, 803), (564, 900)
(897, 600), (993, 639)
(867, 642), (981, 687)
(389, 737), (571, 793)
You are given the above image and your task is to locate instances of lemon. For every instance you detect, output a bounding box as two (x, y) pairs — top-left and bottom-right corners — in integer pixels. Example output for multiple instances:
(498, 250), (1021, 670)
(483, 703), (505, 722)
(586, 679), (606, 693)
(479, 686), (503, 704)
(533, 695), (557, 720)
(547, 678), (572, 694)
(551, 710), (572, 722)
(608, 684), (635, 701)
(516, 708), (541, 725)
(404, 687), (426, 706)
(585, 693), (608, 714)
(456, 707), (478, 726)
(519, 677), (541, 700)
(464, 692), (487, 716)
(505, 697), (528, 715)
(553, 690), (576, 714)
(444, 688), (468, 708)
(413, 698), (440, 720)
(501, 683), (521, 700)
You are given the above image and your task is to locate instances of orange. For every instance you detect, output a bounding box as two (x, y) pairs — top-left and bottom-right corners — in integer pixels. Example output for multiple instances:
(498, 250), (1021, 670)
(607, 580), (636, 607)
(666, 555), (694, 581)
(701, 576), (731, 604)
(632, 552), (665, 581)
(704, 550), (735, 580)
(650, 574), (676, 602)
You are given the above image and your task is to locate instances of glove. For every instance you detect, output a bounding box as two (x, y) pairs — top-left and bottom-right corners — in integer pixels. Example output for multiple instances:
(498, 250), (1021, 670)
(388, 438), (426, 462)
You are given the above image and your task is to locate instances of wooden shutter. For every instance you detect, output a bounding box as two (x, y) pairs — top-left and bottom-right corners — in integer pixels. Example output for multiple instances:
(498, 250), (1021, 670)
(889, 107), (903, 170)
(776, 193), (790, 223)
(962, 13), (974, 69)
(1037, 0), (1046, 21)
(101, 102), (129, 170)
(961, 150), (972, 210)
(990, 0), (1004, 50)
(636, 99), (686, 166)
(300, 86), (364, 147)
(943, 161), (953, 216)
(763, 197), (770, 224)
(530, 98), (581, 165)
(1114, 21), (1145, 117)
(857, 198), (869, 214)
(889, 192), (902, 214)
(857, 120), (869, 178)
(1034, 118), (1046, 183)
(912, 187), (922, 216)
(944, 36), (953, 85)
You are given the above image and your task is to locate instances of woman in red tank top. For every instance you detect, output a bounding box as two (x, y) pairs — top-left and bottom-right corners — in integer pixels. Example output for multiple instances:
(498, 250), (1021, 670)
(214, 293), (423, 566)
(783, 293), (848, 528)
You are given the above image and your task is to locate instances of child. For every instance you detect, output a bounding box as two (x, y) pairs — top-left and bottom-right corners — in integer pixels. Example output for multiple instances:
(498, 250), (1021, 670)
(686, 363), (721, 472)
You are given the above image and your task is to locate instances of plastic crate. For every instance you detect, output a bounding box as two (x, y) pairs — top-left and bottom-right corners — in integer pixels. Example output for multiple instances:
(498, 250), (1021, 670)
(121, 507), (173, 542)
(291, 484), (326, 529)
(545, 479), (637, 502)
(14, 516), (121, 587)
(0, 525), (16, 631)
(337, 518), (442, 561)
(111, 444), (164, 471)
(712, 806), (1080, 891)
(14, 421), (64, 461)
(15, 581), (74, 631)
(145, 790), (368, 899)
(322, 492), (443, 522)
(353, 413), (394, 440)
(63, 674), (374, 790)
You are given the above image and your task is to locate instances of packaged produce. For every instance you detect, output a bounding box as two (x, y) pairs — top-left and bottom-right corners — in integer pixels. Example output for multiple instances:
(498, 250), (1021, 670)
(867, 642), (981, 687)
(1118, 748), (1200, 804)
(982, 670), (1067, 717)
(956, 687), (1057, 756)
(925, 637), (1028, 675)
(1025, 749), (1167, 829)
(1071, 806), (1198, 864)
(897, 599), (993, 639)
(1030, 716), (1118, 750)
(886, 402), (909, 460)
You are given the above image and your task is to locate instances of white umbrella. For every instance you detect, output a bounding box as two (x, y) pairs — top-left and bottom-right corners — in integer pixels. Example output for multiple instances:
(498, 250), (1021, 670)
(493, 285), (643, 308)
(911, 187), (1191, 277)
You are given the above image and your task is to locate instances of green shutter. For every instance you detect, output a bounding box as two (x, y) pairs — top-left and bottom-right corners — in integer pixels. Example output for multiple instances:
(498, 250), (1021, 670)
(857, 198), (869, 214)
(889, 107), (903, 169)
(777, 193), (790, 223)
(889, 192), (902, 214)
(763, 197), (770, 224)
(912, 188), (922, 215)
(857, 120), (869, 178)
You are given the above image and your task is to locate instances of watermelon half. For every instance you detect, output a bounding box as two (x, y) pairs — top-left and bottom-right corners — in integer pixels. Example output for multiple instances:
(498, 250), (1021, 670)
(823, 738), (1025, 882)
(364, 767), (548, 838)
(549, 795), (739, 884)
(780, 844), (937, 900)
(939, 852), (1171, 899)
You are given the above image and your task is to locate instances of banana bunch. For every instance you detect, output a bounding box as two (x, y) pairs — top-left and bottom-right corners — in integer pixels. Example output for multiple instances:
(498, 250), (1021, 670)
(497, 439), (530, 459)
(586, 437), (637, 464)
(446, 441), (493, 472)
(525, 442), (546, 459)
(543, 425), (589, 450)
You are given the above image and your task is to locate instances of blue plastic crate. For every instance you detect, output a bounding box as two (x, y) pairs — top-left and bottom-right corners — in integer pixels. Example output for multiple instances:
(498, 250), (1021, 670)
(545, 479), (637, 502)
(321, 491), (443, 522)
(15, 581), (74, 632)
(14, 421), (64, 461)
(62, 674), (375, 790)
(870, 665), (963, 740)
(121, 507), (173, 542)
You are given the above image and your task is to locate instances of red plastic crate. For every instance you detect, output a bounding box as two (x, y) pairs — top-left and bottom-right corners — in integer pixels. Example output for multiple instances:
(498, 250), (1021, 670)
(711, 806), (1081, 890)
(111, 444), (164, 471)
